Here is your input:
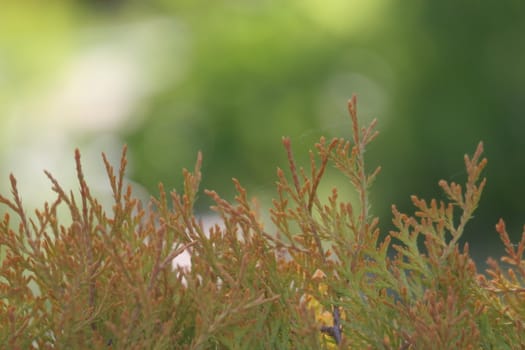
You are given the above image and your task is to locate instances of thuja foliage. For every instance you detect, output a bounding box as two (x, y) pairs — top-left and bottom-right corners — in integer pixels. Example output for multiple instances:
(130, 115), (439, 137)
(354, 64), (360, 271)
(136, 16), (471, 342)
(2, 97), (525, 349)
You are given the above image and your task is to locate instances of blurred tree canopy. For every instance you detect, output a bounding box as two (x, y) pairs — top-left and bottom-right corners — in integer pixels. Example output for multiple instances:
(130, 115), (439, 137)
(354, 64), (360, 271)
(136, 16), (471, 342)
(1, 1), (524, 261)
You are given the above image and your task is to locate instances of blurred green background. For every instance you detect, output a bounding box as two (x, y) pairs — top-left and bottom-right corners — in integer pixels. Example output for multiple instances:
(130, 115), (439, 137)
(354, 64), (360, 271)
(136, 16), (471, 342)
(1, 1), (524, 263)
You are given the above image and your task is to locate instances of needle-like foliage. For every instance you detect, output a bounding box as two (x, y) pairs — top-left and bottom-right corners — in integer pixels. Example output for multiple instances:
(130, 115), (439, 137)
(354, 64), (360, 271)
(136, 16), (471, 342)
(1, 97), (523, 349)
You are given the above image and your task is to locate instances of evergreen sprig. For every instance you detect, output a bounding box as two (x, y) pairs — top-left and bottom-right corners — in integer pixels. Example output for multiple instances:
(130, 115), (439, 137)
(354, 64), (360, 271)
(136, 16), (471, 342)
(1, 97), (524, 349)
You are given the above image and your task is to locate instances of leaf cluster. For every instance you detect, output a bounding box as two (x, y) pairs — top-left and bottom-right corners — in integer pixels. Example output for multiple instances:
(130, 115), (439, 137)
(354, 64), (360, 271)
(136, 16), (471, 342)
(1, 97), (525, 349)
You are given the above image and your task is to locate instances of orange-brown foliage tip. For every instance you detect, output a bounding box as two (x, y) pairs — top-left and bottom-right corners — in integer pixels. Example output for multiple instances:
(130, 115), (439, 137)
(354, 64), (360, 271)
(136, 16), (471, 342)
(1, 96), (524, 349)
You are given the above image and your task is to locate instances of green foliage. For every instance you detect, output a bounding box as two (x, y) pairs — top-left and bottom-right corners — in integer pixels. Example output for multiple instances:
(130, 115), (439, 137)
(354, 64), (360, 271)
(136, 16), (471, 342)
(1, 97), (525, 349)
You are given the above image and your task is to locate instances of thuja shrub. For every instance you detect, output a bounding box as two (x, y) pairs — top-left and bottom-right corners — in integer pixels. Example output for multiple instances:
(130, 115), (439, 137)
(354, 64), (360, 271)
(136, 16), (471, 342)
(1, 97), (525, 349)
